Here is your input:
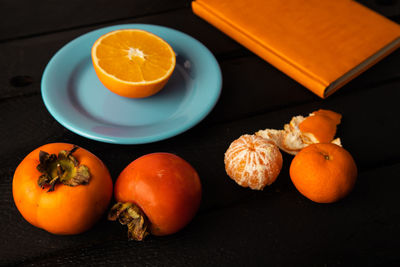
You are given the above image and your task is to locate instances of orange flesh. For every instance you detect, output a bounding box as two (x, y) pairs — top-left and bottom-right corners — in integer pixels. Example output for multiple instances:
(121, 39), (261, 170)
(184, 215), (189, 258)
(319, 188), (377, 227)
(95, 30), (175, 83)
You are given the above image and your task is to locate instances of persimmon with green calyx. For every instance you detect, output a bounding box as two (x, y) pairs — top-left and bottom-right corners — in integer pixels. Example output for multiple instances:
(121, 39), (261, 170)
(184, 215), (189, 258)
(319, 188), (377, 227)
(12, 143), (113, 235)
(108, 153), (202, 241)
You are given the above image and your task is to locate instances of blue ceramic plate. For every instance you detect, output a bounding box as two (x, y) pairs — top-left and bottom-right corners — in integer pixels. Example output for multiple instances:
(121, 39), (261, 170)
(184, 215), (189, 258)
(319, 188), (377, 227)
(42, 24), (222, 144)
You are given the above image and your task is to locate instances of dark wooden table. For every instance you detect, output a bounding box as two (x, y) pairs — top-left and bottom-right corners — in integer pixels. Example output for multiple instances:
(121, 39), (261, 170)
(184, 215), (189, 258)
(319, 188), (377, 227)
(1, 1), (400, 266)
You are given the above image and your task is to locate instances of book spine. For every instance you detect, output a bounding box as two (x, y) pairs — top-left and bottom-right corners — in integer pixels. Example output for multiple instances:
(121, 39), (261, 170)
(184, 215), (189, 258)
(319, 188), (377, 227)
(192, 1), (327, 98)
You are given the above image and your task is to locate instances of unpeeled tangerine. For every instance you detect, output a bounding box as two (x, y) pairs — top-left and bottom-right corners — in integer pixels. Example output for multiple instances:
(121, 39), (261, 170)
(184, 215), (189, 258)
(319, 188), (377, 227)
(224, 134), (283, 190)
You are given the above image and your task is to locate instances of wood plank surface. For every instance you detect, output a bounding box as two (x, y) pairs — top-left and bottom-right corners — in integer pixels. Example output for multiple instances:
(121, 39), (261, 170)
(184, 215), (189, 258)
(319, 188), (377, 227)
(2, 160), (400, 266)
(0, 0), (190, 41)
(0, 0), (398, 42)
(1, 0), (400, 266)
(1, 8), (399, 108)
(1, 79), (399, 265)
(0, 9), (241, 100)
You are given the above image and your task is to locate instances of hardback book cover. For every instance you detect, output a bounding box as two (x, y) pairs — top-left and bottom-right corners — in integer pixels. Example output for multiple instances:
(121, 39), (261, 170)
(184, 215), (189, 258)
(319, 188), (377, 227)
(192, 0), (400, 98)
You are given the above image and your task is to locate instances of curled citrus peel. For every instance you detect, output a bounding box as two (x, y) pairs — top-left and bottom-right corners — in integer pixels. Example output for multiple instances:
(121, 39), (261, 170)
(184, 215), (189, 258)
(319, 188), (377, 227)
(256, 109), (342, 155)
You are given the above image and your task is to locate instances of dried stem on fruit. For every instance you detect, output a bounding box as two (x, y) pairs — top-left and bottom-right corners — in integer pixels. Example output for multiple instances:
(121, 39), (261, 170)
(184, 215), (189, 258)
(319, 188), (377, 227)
(108, 202), (150, 241)
(37, 146), (90, 192)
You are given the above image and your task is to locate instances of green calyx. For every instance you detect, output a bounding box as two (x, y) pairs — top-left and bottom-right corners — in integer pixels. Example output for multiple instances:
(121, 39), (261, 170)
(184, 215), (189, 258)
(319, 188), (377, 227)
(37, 146), (90, 192)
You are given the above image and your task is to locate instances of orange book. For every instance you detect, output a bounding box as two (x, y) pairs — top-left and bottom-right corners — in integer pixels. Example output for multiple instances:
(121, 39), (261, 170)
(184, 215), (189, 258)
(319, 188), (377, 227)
(192, 0), (400, 98)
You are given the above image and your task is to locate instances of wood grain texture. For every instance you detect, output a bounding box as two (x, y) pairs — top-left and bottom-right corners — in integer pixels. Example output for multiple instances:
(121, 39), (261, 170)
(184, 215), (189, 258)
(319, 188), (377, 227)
(360, 0), (400, 17)
(3, 162), (400, 266)
(1, 0), (400, 266)
(1, 80), (400, 265)
(0, 0), (398, 42)
(0, 0), (190, 41)
(0, 7), (398, 104)
(1, 3), (398, 101)
(0, 8), (241, 101)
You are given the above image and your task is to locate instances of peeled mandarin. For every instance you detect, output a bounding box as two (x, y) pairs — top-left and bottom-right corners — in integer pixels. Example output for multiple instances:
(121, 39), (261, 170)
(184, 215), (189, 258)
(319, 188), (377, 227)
(224, 134), (283, 190)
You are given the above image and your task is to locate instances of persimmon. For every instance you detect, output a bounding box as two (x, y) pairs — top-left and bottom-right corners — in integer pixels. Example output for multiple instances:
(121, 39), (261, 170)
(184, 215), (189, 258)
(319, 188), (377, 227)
(224, 134), (282, 190)
(289, 143), (357, 203)
(12, 143), (113, 235)
(109, 153), (201, 240)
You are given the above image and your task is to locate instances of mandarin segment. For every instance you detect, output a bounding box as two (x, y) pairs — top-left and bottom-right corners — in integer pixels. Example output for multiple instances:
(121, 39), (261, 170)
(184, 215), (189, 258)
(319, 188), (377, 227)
(224, 134), (282, 190)
(91, 29), (176, 98)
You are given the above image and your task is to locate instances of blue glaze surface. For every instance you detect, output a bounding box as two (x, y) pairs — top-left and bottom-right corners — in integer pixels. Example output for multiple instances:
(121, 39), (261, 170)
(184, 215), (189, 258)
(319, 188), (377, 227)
(41, 24), (222, 144)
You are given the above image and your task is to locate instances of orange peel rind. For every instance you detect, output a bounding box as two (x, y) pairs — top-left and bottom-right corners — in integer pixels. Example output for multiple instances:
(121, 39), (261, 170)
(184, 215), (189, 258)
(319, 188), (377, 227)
(256, 109), (342, 155)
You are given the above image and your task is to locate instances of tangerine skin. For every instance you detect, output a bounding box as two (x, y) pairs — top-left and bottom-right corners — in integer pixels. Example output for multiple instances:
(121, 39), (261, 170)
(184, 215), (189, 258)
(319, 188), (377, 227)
(12, 143), (113, 235)
(298, 109), (342, 143)
(289, 143), (357, 203)
(114, 153), (202, 236)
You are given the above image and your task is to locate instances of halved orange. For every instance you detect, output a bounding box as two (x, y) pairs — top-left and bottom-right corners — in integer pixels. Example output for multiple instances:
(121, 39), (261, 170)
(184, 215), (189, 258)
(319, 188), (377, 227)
(91, 29), (176, 98)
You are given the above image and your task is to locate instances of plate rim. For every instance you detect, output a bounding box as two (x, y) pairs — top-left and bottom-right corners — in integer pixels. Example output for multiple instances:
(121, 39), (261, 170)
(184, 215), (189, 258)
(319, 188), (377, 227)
(41, 24), (222, 144)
